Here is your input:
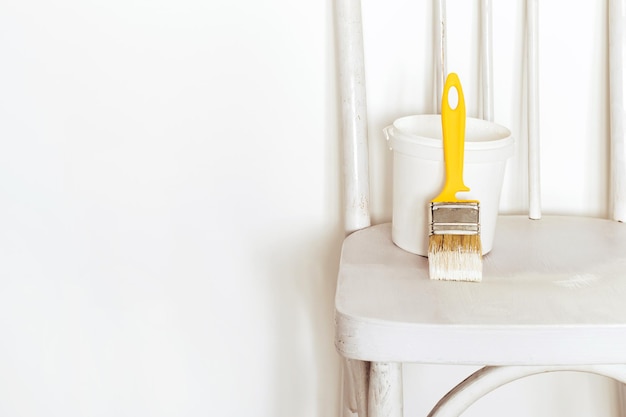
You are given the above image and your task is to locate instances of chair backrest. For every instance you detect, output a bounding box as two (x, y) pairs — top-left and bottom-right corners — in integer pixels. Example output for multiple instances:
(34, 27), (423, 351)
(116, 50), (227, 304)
(336, 0), (371, 234)
(337, 0), (626, 234)
(610, 0), (626, 222)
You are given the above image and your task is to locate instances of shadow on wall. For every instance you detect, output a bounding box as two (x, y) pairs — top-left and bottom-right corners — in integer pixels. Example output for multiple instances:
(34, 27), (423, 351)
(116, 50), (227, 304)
(256, 226), (344, 417)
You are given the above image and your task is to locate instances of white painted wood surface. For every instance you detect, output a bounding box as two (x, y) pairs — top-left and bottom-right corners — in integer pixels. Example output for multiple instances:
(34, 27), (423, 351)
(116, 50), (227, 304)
(434, 0), (447, 113)
(336, 1), (624, 417)
(427, 365), (626, 417)
(610, 0), (626, 222)
(369, 363), (403, 417)
(336, 216), (626, 365)
(526, 0), (541, 219)
(336, 0), (371, 233)
(480, 0), (493, 122)
(343, 359), (370, 417)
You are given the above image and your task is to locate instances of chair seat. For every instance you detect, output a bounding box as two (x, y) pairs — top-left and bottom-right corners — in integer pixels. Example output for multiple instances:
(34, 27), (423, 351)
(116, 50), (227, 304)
(335, 215), (626, 366)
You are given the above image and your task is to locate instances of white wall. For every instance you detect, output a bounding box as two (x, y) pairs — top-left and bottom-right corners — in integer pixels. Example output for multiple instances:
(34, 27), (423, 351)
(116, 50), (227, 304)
(0, 0), (342, 416)
(0, 0), (619, 416)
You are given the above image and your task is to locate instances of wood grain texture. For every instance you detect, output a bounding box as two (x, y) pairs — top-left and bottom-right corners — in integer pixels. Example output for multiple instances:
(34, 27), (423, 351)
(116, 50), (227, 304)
(434, 0), (447, 113)
(335, 216), (626, 364)
(342, 358), (370, 417)
(609, 0), (626, 222)
(527, 0), (541, 219)
(335, 0), (371, 233)
(369, 362), (403, 417)
(480, 0), (493, 122)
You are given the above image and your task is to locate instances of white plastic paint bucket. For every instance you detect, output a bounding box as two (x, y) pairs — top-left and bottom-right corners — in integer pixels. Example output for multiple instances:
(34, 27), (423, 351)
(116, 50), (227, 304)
(384, 114), (514, 256)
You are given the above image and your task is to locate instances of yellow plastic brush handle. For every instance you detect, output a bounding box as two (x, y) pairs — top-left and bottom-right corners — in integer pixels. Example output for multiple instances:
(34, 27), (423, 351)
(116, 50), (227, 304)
(432, 73), (471, 203)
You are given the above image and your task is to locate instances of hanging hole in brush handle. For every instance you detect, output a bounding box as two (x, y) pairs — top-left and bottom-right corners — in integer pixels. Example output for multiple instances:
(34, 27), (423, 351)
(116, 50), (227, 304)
(447, 85), (459, 110)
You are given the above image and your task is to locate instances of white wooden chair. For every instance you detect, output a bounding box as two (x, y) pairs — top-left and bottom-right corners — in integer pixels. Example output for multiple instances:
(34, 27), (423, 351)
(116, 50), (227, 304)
(334, 0), (626, 416)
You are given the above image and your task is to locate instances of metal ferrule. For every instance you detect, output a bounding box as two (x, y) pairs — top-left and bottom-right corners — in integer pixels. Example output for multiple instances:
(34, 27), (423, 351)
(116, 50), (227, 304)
(429, 202), (480, 235)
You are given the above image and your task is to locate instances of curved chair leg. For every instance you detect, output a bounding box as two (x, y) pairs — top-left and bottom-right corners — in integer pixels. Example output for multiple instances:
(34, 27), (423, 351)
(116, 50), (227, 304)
(369, 362), (403, 417)
(427, 364), (626, 417)
(342, 358), (370, 417)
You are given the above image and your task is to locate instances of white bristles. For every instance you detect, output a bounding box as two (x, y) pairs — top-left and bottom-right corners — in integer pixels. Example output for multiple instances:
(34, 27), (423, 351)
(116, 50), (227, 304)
(428, 234), (483, 282)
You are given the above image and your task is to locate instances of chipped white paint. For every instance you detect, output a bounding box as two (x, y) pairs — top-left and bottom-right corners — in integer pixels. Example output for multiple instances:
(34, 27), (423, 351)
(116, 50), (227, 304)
(480, 0), (493, 122)
(553, 273), (599, 289)
(336, 2), (626, 417)
(336, 0), (371, 233)
(336, 217), (626, 416)
(609, 0), (626, 222)
(336, 0), (373, 413)
(343, 358), (370, 417)
(527, 0), (541, 219)
(336, 217), (626, 365)
(369, 363), (402, 417)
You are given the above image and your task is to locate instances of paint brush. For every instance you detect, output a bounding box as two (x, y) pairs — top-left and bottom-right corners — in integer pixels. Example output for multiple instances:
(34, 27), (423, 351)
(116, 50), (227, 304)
(428, 73), (482, 282)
